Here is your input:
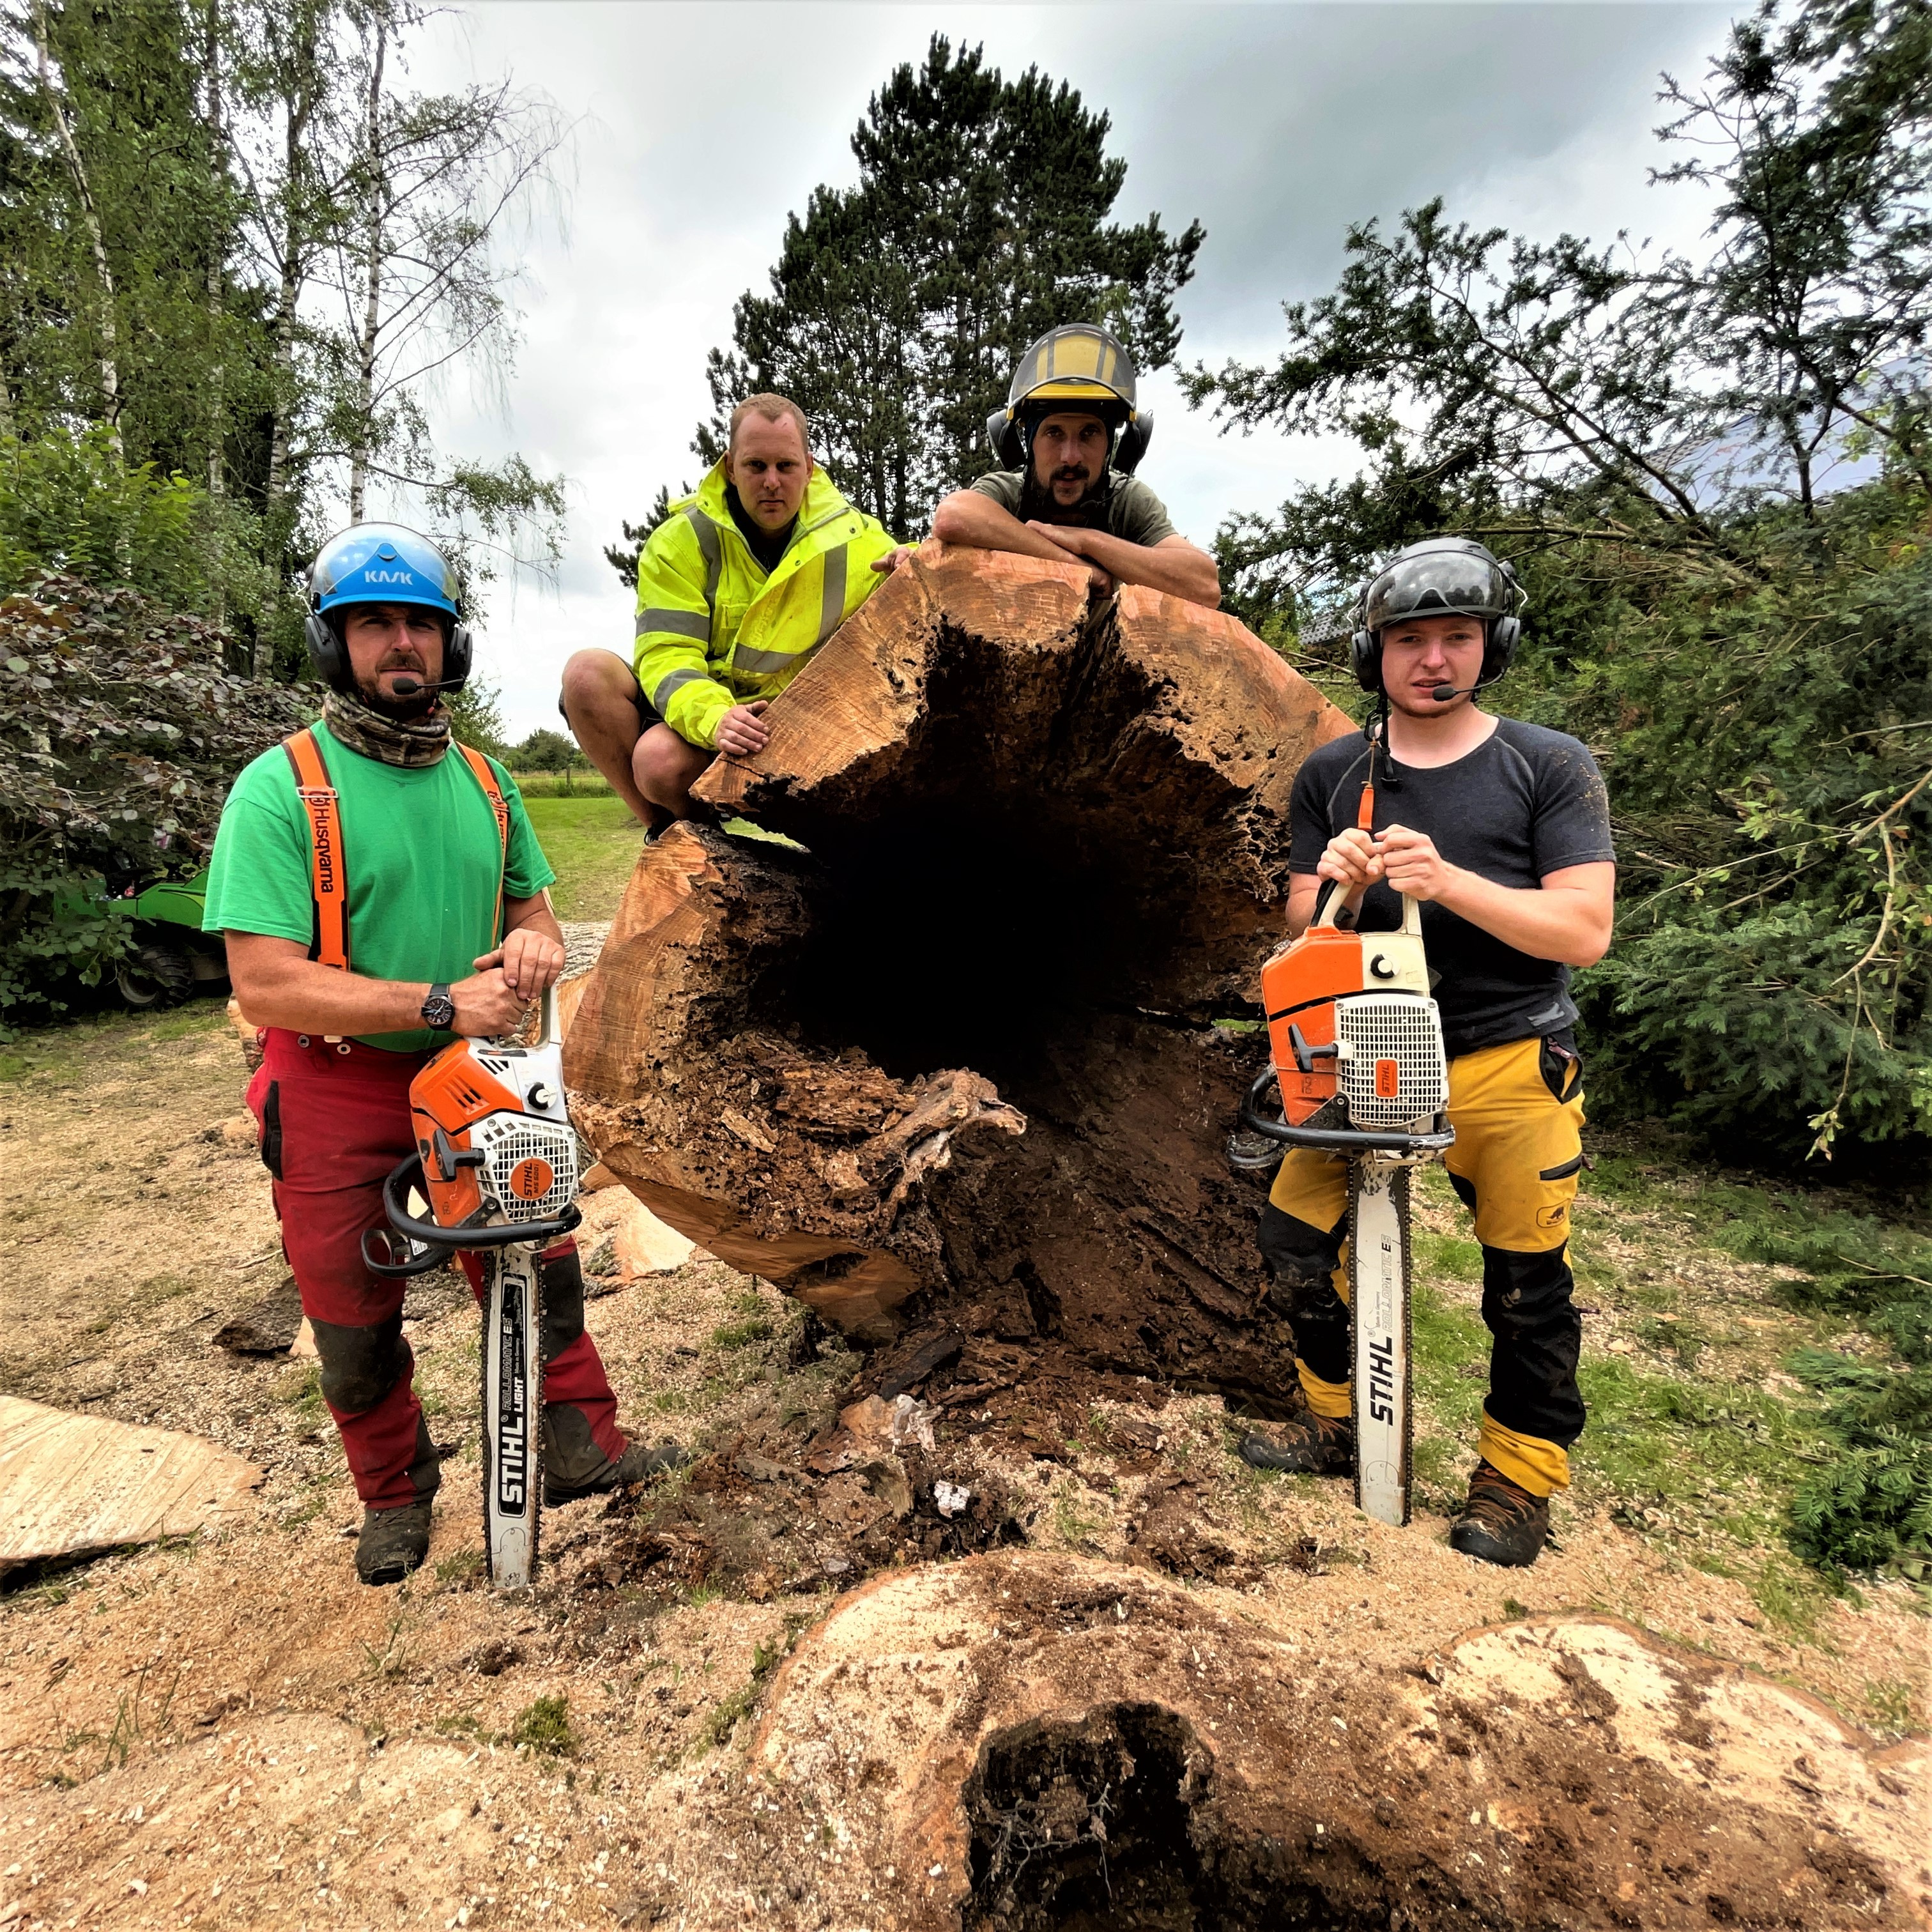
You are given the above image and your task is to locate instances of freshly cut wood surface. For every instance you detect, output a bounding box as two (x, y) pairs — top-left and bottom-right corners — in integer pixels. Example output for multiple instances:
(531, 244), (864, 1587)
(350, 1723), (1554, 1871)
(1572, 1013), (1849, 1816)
(0, 1396), (263, 1572)
(567, 542), (1354, 1392)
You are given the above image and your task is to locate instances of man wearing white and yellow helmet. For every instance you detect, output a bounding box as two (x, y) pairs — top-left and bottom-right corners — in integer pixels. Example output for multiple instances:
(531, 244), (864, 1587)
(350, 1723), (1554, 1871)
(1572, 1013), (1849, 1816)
(931, 325), (1219, 609)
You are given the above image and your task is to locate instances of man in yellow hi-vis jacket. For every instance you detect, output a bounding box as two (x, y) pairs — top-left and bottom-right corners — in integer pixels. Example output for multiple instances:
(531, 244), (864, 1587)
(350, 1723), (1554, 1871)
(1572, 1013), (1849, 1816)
(563, 394), (908, 829)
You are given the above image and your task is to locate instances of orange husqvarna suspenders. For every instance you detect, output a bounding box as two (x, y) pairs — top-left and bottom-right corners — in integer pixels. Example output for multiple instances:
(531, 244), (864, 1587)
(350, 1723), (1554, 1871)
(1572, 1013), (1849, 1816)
(282, 729), (512, 976)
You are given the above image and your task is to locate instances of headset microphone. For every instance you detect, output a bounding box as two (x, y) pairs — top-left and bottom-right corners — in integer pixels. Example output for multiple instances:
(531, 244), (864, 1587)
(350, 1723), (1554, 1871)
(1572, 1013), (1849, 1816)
(1429, 664), (1511, 703)
(388, 673), (465, 697)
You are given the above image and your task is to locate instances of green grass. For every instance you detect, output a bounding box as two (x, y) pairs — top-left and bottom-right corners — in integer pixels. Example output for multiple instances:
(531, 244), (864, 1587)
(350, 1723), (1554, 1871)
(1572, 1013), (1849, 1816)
(709, 1317), (774, 1351)
(0, 996), (225, 1082)
(510, 1694), (578, 1756)
(521, 793), (649, 921)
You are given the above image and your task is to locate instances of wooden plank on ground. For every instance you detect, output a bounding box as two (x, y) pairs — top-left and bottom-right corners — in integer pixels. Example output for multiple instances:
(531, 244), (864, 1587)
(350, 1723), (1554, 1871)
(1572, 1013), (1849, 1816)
(0, 1396), (263, 1573)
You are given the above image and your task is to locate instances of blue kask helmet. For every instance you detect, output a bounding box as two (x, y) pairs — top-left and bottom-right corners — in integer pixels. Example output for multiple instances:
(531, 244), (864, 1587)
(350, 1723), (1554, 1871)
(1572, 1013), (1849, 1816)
(303, 522), (471, 693)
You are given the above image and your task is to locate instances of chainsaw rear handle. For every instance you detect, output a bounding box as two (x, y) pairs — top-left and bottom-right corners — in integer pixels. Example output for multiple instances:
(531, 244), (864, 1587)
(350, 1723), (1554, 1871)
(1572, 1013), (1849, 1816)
(362, 1153), (581, 1277)
(1310, 877), (1425, 935)
(1239, 1068), (1455, 1156)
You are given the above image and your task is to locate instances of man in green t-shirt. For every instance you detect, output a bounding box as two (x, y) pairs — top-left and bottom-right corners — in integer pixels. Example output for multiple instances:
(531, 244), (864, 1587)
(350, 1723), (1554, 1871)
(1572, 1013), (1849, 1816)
(930, 324), (1220, 610)
(205, 523), (670, 1588)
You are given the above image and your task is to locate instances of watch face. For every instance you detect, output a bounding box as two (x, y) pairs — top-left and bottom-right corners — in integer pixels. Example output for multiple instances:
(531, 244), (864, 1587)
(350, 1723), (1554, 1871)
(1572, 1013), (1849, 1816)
(423, 995), (456, 1030)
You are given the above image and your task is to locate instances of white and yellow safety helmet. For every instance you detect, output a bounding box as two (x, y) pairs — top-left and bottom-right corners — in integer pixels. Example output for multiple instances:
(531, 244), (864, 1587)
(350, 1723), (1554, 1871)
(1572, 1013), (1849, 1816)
(986, 324), (1153, 475)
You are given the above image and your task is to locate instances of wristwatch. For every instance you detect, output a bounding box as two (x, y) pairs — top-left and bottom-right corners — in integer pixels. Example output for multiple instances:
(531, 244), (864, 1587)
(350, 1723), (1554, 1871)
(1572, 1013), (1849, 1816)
(420, 982), (457, 1031)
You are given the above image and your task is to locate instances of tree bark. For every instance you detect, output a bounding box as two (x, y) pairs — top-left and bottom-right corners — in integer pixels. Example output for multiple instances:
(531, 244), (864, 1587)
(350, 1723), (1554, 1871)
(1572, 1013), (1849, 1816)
(33, 0), (122, 462)
(347, 5), (386, 523)
(564, 544), (1354, 1414)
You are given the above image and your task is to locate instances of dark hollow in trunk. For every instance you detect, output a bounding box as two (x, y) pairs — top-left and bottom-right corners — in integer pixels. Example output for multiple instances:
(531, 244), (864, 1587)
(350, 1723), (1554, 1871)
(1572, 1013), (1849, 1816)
(565, 545), (1353, 1417)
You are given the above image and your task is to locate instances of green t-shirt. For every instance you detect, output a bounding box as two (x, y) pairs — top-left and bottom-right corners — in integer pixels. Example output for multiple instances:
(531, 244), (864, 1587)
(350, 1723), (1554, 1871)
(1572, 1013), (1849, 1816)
(203, 722), (555, 1052)
(967, 470), (1179, 548)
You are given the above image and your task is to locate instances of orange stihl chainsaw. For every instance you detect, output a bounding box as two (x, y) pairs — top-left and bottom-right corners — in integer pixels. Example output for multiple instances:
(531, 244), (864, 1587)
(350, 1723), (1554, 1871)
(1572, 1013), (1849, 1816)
(364, 986), (581, 1588)
(1239, 725), (1455, 1529)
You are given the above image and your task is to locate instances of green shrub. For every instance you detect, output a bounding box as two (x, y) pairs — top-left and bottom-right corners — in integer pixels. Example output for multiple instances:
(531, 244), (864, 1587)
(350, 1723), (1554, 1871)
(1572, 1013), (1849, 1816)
(0, 428), (270, 622)
(1717, 1209), (1932, 1579)
(0, 574), (312, 1021)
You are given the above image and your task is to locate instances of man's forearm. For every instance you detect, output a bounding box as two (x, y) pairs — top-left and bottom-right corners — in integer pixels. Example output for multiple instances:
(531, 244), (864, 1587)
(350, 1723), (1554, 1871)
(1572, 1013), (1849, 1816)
(1073, 530), (1220, 607)
(504, 893), (562, 944)
(229, 953), (433, 1034)
(930, 491), (1077, 566)
(1435, 871), (1611, 967)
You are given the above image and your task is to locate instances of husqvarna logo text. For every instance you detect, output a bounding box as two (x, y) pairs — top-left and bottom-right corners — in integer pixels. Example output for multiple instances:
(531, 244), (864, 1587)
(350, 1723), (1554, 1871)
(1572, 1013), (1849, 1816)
(312, 804), (338, 896)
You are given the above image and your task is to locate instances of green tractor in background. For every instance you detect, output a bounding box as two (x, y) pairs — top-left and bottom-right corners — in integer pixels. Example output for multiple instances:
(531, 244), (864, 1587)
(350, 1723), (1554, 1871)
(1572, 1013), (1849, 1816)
(88, 868), (229, 1009)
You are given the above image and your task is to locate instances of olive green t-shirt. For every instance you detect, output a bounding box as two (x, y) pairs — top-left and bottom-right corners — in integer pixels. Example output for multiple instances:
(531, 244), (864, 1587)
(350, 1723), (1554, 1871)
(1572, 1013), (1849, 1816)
(967, 470), (1179, 548)
(203, 722), (555, 1052)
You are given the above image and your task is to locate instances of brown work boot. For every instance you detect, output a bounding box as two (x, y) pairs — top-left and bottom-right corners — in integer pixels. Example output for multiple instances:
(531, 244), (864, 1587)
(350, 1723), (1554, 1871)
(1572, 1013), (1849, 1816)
(1238, 1411), (1355, 1476)
(1449, 1460), (1551, 1567)
(355, 1499), (433, 1586)
(542, 1407), (689, 1506)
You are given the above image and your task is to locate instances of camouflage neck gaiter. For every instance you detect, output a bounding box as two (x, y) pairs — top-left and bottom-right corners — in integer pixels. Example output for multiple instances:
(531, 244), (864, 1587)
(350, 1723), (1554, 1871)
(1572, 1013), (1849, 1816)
(321, 687), (452, 769)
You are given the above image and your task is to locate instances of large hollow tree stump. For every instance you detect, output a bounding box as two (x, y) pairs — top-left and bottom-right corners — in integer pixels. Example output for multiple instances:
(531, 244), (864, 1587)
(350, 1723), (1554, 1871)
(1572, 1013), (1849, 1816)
(564, 543), (1353, 1416)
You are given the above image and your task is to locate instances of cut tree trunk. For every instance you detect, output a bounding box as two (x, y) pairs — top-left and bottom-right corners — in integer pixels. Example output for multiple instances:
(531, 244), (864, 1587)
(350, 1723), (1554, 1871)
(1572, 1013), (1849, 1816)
(565, 544), (1353, 1416)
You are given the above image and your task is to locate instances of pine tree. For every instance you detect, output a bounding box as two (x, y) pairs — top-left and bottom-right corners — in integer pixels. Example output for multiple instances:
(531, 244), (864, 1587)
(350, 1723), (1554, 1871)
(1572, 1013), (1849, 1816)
(686, 36), (1203, 537)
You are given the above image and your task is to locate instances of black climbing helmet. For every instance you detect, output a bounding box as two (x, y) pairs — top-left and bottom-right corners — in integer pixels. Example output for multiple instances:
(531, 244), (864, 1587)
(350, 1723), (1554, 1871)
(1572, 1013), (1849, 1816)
(1350, 537), (1524, 694)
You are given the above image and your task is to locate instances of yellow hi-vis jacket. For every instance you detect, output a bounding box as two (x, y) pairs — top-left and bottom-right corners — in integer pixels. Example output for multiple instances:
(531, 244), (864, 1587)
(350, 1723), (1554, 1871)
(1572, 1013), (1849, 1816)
(631, 459), (901, 749)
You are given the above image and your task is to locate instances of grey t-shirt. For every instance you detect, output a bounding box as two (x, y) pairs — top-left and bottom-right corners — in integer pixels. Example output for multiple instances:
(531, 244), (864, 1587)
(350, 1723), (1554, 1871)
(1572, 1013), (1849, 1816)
(968, 470), (1179, 548)
(1289, 719), (1616, 1057)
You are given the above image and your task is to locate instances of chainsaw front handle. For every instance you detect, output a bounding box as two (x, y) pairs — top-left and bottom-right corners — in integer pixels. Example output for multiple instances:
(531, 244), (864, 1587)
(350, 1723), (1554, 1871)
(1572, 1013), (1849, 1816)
(369, 1153), (581, 1270)
(1240, 1068), (1455, 1156)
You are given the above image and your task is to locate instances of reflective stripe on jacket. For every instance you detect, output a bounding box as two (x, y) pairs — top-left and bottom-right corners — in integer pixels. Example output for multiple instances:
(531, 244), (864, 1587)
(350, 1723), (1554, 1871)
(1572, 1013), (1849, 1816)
(631, 460), (900, 749)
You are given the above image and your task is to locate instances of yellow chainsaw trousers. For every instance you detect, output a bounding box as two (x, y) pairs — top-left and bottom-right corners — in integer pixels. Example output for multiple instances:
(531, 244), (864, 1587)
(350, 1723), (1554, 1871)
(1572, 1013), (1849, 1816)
(1261, 1034), (1588, 1498)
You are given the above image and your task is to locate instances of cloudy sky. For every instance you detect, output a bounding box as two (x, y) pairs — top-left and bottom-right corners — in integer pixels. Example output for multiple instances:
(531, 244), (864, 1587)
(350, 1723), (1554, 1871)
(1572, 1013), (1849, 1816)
(406, 1), (1734, 739)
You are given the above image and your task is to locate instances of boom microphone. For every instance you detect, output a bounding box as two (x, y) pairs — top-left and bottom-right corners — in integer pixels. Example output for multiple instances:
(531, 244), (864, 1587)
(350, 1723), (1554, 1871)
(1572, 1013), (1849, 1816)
(1429, 666), (1509, 703)
(388, 673), (464, 697)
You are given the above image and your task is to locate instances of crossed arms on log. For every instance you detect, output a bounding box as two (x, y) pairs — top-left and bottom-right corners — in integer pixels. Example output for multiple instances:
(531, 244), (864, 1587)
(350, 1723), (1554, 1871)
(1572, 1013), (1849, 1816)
(930, 490), (1221, 610)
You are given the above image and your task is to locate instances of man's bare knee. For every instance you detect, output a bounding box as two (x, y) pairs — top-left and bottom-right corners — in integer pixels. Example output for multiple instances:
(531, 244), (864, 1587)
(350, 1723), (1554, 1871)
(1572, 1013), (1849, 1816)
(634, 724), (709, 811)
(560, 648), (637, 725)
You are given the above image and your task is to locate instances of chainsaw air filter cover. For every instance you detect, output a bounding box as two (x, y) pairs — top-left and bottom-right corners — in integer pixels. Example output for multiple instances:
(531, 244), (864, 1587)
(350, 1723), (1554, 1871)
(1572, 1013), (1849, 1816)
(410, 1037), (579, 1230)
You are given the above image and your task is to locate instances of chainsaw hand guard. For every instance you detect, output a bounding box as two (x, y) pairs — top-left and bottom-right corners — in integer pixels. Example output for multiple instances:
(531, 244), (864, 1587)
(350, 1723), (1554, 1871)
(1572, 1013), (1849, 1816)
(1240, 1068), (1454, 1156)
(374, 1151), (581, 1261)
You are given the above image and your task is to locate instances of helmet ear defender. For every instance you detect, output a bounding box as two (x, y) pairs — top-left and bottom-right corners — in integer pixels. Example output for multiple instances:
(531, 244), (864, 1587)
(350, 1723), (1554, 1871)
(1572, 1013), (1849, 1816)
(985, 405), (1153, 477)
(304, 608), (349, 689)
(986, 407), (1023, 468)
(1113, 413), (1153, 475)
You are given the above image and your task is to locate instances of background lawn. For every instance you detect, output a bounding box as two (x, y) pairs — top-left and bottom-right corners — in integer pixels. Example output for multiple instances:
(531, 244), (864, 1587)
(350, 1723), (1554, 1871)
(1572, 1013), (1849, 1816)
(520, 786), (647, 921)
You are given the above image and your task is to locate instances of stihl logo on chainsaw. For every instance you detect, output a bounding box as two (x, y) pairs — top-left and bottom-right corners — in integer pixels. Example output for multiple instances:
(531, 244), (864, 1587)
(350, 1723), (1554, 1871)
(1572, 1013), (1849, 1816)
(495, 1287), (529, 1515)
(1374, 1059), (1400, 1098)
(507, 1156), (555, 1202)
(1367, 1332), (1397, 1424)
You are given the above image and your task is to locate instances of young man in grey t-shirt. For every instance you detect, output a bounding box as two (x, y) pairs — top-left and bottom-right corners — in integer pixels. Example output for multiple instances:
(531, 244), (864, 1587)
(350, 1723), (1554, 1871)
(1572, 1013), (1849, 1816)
(930, 325), (1220, 609)
(1248, 537), (1616, 1570)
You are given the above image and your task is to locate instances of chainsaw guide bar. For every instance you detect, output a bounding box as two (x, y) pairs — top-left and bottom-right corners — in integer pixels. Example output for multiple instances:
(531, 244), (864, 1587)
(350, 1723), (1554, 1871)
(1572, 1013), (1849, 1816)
(482, 1246), (544, 1588)
(1349, 1158), (1414, 1527)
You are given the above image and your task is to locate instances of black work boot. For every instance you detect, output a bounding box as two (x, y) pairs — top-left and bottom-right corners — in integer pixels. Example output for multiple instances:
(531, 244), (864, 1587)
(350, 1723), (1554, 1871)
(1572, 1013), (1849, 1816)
(1238, 1411), (1356, 1476)
(356, 1500), (433, 1586)
(1449, 1460), (1551, 1567)
(541, 1403), (687, 1506)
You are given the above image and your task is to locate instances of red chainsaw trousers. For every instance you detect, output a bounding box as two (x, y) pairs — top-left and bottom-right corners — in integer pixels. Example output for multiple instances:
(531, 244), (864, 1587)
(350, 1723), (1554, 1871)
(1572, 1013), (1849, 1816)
(247, 1027), (625, 1510)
